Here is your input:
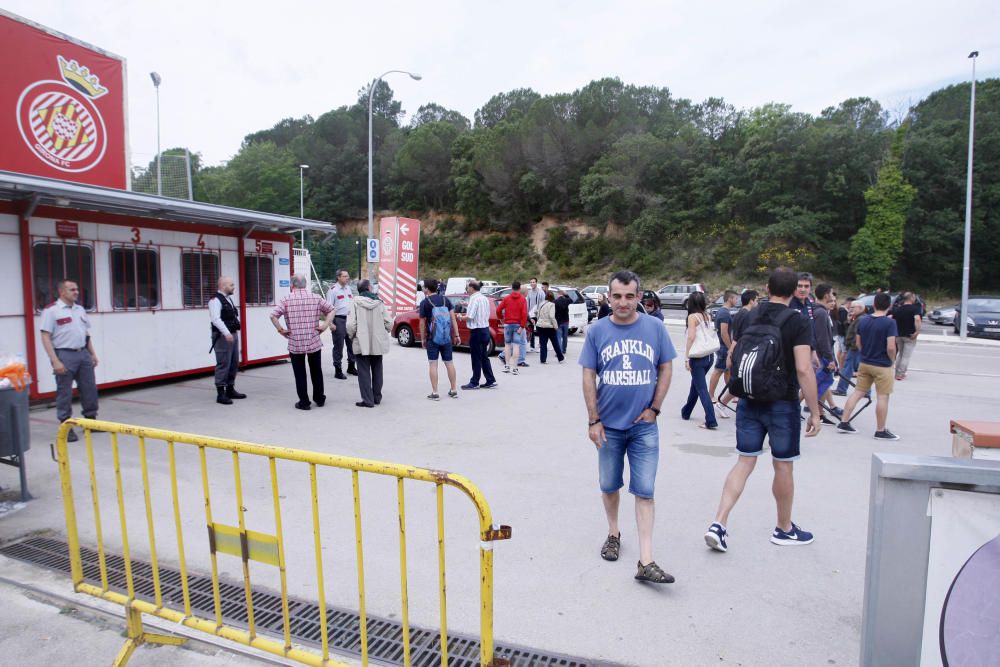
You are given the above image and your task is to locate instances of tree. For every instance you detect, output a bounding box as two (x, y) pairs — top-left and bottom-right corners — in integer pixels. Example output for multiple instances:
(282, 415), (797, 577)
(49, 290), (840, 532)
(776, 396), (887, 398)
(850, 130), (916, 290)
(410, 103), (470, 131)
(474, 88), (540, 128)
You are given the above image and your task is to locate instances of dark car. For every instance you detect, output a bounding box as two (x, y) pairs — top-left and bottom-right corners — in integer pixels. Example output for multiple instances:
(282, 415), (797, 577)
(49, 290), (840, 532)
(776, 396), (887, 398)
(392, 294), (505, 354)
(953, 296), (1000, 338)
(708, 295), (741, 320)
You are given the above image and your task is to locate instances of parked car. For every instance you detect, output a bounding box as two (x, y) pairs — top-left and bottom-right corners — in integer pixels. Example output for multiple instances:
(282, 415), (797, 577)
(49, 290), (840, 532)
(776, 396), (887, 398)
(550, 286), (593, 330)
(953, 296), (1000, 338)
(392, 294), (505, 354)
(928, 303), (959, 325)
(581, 285), (608, 300)
(656, 283), (706, 309)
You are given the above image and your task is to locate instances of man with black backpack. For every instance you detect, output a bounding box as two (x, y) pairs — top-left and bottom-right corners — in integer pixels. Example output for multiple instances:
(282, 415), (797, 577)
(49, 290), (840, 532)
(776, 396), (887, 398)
(418, 278), (461, 401)
(704, 267), (822, 553)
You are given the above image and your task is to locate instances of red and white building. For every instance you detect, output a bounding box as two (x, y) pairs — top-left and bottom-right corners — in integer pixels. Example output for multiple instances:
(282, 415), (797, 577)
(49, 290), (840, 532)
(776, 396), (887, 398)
(0, 11), (335, 400)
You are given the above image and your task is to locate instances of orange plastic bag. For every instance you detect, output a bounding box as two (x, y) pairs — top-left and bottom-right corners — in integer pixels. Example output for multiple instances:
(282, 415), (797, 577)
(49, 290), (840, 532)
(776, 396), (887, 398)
(0, 362), (30, 392)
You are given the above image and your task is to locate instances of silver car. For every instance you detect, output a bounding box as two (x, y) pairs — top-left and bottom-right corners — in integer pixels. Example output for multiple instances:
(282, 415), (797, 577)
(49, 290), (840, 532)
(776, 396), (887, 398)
(656, 283), (706, 309)
(929, 304), (958, 325)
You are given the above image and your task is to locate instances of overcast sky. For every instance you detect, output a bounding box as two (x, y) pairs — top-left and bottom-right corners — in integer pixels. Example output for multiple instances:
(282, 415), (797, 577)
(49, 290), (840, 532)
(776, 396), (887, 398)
(8, 0), (998, 166)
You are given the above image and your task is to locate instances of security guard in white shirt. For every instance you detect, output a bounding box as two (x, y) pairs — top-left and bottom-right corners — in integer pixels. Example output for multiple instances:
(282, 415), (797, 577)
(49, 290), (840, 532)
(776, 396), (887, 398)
(326, 269), (357, 379)
(39, 279), (99, 442)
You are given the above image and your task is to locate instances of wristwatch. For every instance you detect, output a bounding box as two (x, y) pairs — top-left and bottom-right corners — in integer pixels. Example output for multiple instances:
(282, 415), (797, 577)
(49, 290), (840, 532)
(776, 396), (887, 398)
(588, 418), (601, 427)
(648, 407), (661, 416)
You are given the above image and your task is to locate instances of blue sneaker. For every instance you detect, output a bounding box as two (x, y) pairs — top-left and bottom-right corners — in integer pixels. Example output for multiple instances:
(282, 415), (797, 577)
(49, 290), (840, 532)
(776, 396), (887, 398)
(830, 406), (844, 418)
(770, 523), (814, 546)
(704, 523), (728, 552)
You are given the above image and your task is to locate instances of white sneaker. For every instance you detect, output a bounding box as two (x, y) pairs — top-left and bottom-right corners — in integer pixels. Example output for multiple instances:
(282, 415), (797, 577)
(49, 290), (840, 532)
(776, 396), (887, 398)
(502, 365), (510, 373)
(512, 367), (519, 375)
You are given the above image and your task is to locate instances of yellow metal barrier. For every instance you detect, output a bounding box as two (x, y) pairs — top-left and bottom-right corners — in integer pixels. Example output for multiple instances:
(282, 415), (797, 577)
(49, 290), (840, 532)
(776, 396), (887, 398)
(55, 418), (512, 666)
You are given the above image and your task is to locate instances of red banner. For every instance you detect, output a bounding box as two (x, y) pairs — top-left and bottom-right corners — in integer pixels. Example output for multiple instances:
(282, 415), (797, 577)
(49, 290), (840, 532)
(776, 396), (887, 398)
(0, 12), (127, 188)
(377, 217), (421, 317)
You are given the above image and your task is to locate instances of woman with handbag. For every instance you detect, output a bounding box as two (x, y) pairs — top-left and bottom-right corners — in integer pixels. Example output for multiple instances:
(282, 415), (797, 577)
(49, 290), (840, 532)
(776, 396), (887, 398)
(534, 291), (565, 364)
(681, 291), (719, 429)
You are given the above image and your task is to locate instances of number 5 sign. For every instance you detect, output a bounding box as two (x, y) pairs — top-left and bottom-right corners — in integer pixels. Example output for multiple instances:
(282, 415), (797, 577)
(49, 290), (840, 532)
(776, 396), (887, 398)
(366, 238), (379, 263)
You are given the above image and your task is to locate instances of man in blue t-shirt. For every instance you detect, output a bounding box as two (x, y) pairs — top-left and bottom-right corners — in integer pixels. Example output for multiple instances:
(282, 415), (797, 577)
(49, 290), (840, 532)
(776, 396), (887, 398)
(418, 278), (461, 400)
(580, 271), (677, 584)
(837, 292), (899, 440)
(708, 290), (738, 408)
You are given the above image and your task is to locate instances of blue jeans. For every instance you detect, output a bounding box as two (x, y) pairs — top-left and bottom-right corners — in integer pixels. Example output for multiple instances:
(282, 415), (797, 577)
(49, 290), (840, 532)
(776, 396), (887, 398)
(736, 399), (801, 460)
(836, 350), (860, 393)
(557, 323), (569, 355)
(681, 355), (718, 427)
(598, 421), (659, 498)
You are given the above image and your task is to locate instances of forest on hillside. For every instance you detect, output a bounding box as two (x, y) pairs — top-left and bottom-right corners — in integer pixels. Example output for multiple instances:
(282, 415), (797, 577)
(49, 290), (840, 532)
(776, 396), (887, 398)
(136, 77), (1000, 292)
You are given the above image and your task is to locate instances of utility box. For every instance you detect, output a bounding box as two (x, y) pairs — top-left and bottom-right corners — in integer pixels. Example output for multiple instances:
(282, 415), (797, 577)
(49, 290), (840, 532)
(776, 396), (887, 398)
(861, 453), (1000, 666)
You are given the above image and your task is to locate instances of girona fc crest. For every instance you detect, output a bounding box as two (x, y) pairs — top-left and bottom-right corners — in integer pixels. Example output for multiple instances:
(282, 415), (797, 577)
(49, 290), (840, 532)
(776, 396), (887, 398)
(16, 55), (109, 173)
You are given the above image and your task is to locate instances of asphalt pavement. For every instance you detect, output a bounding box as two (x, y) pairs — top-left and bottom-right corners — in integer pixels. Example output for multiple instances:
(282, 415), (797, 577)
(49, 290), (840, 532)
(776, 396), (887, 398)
(1, 324), (997, 666)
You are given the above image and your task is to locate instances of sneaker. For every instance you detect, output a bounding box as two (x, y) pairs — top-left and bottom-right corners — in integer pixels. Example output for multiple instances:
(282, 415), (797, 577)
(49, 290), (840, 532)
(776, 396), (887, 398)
(704, 523), (728, 552)
(895, 375), (905, 381)
(802, 405), (811, 414)
(512, 367), (519, 375)
(448, 389), (459, 399)
(460, 383), (479, 390)
(481, 382), (498, 389)
(517, 362), (529, 367)
(770, 523), (814, 546)
(295, 401), (311, 410)
(502, 365), (511, 374)
(874, 429), (900, 441)
(427, 393), (440, 401)
(831, 389), (848, 396)
(66, 428), (78, 443)
(820, 415), (837, 425)
(829, 406), (844, 418)
(836, 421), (856, 434)
(715, 402), (730, 419)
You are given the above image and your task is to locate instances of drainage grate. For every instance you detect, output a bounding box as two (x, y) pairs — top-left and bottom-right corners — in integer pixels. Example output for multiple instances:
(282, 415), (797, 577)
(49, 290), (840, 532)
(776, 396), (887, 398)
(1, 536), (606, 667)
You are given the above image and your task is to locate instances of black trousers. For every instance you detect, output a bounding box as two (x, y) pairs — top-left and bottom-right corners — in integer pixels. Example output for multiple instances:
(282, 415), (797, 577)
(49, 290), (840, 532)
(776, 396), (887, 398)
(290, 350), (324, 404)
(468, 327), (496, 385)
(332, 315), (356, 367)
(355, 355), (383, 406)
(536, 327), (564, 363)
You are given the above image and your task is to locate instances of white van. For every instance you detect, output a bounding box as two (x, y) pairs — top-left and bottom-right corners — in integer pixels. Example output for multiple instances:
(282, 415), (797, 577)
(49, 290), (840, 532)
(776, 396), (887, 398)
(445, 276), (476, 295)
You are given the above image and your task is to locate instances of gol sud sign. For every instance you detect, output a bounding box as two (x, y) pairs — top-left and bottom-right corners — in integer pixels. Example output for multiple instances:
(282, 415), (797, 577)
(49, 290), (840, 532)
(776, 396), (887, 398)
(1, 12), (127, 188)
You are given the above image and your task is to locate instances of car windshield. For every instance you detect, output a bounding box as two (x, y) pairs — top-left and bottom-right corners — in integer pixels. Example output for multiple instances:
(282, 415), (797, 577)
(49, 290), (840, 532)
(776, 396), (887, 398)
(969, 299), (1000, 313)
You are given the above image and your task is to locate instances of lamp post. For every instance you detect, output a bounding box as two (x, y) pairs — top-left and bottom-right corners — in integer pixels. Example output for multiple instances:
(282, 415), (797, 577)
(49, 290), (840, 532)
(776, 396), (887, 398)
(149, 72), (162, 196)
(367, 69), (421, 282)
(355, 239), (361, 280)
(960, 50), (978, 341)
(299, 164), (309, 248)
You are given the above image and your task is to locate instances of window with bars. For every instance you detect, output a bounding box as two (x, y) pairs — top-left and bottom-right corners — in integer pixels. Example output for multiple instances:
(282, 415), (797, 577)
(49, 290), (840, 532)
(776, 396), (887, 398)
(243, 254), (274, 305)
(110, 246), (160, 310)
(32, 242), (96, 311)
(181, 251), (220, 308)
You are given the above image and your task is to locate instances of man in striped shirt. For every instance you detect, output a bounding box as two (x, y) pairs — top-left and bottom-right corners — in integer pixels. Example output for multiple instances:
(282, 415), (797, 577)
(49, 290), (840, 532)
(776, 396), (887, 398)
(460, 281), (497, 390)
(270, 275), (336, 410)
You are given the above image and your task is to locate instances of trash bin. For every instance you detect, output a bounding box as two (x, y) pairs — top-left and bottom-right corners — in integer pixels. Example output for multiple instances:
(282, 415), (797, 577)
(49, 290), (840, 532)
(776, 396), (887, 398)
(0, 381), (31, 501)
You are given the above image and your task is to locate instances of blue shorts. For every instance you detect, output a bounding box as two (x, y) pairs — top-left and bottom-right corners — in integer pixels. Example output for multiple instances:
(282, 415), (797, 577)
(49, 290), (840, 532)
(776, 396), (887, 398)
(598, 421), (659, 498)
(714, 349), (728, 370)
(735, 399), (801, 461)
(503, 323), (521, 344)
(815, 359), (835, 397)
(426, 339), (453, 362)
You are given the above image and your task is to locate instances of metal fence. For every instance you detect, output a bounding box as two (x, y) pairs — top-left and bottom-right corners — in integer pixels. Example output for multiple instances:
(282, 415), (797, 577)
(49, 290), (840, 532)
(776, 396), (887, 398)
(54, 418), (512, 666)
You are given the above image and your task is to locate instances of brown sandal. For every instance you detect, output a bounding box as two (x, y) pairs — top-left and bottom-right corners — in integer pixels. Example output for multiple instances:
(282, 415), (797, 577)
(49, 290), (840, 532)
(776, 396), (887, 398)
(635, 560), (674, 584)
(600, 534), (621, 561)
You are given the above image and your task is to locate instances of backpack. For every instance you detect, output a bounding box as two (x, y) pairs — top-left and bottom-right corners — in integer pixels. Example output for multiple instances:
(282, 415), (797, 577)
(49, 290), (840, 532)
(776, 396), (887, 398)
(429, 296), (452, 345)
(728, 307), (797, 402)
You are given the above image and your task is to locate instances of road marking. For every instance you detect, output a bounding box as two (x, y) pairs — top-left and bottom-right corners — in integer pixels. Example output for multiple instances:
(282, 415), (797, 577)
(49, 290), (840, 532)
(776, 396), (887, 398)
(908, 368), (1000, 379)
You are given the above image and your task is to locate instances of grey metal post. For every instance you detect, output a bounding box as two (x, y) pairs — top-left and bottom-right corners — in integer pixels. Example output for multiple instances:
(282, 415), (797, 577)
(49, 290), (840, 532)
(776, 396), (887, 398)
(299, 164), (308, 248)
(150, 72), (162, 196)
(184, 148), (193, 200)
(960, 51), (978, 340)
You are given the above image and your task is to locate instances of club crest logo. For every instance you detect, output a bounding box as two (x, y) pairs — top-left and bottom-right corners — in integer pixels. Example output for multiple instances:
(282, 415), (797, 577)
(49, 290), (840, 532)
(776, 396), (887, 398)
(16, 55), (109, 173)
(382, 231), (394, 257)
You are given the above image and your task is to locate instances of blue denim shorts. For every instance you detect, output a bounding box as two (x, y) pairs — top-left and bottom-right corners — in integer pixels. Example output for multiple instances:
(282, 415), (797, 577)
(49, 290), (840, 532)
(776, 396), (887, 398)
(503, 323), (521, 344)
(735, 399), (801, 461)
(425, 339), (453, 362)
(714, 349), (728, 370)
(598, 421), (660, 498)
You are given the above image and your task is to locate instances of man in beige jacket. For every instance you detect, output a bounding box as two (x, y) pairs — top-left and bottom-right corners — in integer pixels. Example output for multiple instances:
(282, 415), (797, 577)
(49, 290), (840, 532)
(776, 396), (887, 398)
(346, 279), (393, 408)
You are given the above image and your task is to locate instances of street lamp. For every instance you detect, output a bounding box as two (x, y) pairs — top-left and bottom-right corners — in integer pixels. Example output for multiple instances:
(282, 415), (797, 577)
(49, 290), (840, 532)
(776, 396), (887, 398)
(960, 50), (978, 341)
(149, 72), (162, 196)
(367, 69), (421, 281)
(299, 164), (309, 248)
(355, 239), (362, 279)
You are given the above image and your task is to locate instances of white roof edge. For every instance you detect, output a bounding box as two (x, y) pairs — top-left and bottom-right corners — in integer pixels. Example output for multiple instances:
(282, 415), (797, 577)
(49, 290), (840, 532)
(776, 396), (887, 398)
(0, 170), (337, 233)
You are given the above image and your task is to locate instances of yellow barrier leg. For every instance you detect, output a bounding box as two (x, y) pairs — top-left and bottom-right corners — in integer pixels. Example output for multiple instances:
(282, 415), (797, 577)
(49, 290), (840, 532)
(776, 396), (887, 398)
(112, 605), (186, 667)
